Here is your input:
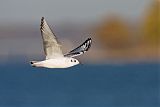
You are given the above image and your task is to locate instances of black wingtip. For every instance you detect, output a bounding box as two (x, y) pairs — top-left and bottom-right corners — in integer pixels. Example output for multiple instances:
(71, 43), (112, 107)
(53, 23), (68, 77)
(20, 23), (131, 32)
(86, 38), (92, 44)
(87, 38), (92, 41)
(41, 17), (45, 24)
(86, 38), (92, 51)
(40, 17), (45, 30)
(41, 17), (44, 20)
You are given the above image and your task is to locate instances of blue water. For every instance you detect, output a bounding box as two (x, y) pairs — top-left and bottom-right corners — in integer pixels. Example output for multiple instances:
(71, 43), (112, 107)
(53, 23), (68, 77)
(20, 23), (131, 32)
(0, 62), (159, 107)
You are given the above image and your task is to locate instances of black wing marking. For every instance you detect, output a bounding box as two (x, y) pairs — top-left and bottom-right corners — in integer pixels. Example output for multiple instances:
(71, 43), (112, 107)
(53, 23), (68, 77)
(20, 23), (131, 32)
(64, 38), (92, 57)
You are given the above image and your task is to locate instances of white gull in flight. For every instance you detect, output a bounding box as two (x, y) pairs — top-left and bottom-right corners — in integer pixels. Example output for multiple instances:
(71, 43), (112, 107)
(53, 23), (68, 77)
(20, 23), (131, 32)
(30, 17), (92, 68)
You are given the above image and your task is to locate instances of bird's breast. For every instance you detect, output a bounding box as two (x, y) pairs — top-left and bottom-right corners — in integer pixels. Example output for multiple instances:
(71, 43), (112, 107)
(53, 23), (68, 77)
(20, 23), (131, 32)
(41, 58), (72, 68)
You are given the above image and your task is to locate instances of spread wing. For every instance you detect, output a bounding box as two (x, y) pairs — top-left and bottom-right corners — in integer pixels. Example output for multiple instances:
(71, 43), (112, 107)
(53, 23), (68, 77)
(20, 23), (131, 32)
(64, 38), (92, 57)
(40, 17), (63, 59)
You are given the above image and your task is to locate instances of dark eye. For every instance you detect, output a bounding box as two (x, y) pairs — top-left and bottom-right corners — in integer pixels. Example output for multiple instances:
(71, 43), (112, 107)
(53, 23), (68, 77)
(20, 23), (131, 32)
(71, 60), (73, 62)
(74, 60), (76, 62)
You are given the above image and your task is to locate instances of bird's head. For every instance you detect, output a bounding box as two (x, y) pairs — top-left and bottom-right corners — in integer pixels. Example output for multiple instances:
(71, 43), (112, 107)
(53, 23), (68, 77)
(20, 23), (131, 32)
(66, 57), (80, 67)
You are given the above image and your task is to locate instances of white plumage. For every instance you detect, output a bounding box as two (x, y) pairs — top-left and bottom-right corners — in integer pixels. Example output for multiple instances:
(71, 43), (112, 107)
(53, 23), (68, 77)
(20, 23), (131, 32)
(30, 17), (92, 68)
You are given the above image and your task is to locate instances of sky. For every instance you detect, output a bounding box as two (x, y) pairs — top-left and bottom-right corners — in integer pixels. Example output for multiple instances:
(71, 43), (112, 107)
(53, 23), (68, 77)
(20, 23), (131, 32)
(0, 0), (151, 23)
(0, 0), (153, 62)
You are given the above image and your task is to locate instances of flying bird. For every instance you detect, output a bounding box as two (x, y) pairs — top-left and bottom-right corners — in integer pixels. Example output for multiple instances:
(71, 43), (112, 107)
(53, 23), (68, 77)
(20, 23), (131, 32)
(30, 17), (92, 68)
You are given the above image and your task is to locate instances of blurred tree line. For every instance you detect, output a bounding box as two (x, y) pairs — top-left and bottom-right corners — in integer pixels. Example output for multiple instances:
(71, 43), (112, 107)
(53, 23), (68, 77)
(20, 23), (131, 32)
(95, 16), (132, 49)
(142, 0), (160, 45)
(95, 0), (159, 49)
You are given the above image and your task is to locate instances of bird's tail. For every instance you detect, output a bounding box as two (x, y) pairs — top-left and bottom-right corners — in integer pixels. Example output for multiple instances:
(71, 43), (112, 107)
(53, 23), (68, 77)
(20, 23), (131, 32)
(30, 61), (38, 67)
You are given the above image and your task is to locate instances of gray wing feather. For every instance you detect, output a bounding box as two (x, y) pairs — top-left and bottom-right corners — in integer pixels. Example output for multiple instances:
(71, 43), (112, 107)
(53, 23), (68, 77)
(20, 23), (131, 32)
(64, 38), (92, 57)
(40, 17), (63, 59)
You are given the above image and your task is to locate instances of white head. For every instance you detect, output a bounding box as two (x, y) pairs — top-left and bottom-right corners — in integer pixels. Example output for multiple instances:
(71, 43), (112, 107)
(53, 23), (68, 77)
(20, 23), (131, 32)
(65, 57), (80, 67)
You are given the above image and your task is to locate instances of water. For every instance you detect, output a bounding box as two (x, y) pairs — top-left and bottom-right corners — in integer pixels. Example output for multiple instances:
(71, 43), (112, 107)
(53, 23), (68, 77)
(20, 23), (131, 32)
(0, 62), (159, 107)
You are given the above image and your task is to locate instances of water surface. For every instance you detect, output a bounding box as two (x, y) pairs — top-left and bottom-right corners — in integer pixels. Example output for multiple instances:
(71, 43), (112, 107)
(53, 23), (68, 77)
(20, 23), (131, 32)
(0, 62), (159, 107)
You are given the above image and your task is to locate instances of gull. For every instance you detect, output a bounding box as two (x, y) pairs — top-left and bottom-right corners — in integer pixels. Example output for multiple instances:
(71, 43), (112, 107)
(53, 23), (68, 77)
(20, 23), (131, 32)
(30, 17), (92, 68)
